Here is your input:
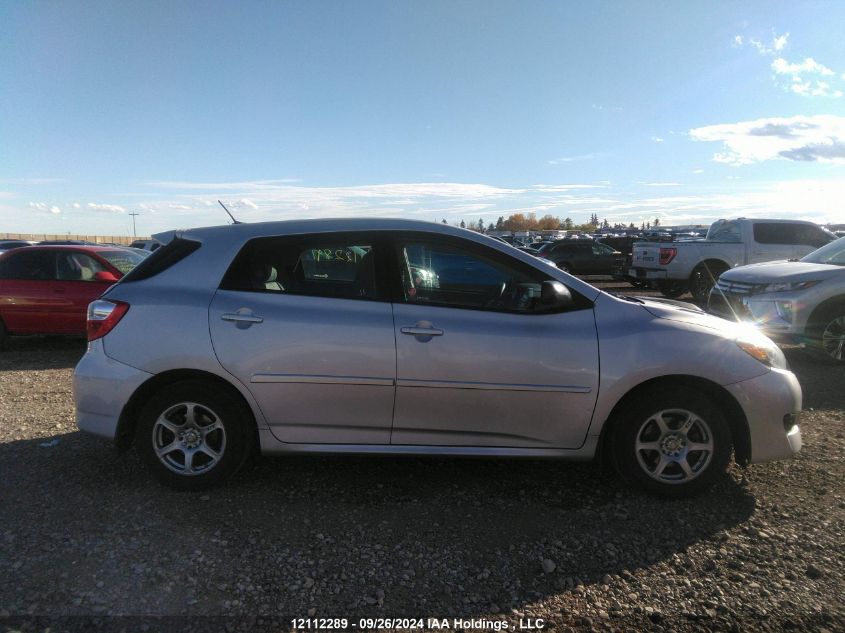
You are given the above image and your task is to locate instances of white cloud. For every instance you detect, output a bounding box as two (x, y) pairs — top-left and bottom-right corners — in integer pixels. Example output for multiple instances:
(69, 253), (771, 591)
(692, 169), (705, 174)
(651, 136), (665, 143)
(690, 115), (845, 165)
(72, 202), (81, 208)
(772, 57), (835, 76)
(638, 182), (682, 187)
(546, 153), (606, 165)
(87, 202), (125, 213)
(28, 202), (61, 215)
(737, 31), (842, 98)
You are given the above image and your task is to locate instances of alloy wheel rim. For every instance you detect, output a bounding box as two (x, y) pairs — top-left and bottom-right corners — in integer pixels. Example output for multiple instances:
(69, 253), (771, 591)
(635, 408), (714, 484)
(821, 316), (845, 361)
(152, 402), (226, 476)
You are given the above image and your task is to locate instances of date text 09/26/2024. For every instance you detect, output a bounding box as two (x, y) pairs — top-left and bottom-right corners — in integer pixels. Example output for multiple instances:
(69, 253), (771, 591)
(290, 618), (546, 630)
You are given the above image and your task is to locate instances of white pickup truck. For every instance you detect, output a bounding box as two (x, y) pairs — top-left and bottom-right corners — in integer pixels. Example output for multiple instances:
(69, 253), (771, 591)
(629, 218), (834, 301)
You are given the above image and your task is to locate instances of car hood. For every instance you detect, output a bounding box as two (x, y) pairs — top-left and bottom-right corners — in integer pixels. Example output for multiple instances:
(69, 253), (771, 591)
(720, 260), (843, 283)
(636, 297), (741, 332)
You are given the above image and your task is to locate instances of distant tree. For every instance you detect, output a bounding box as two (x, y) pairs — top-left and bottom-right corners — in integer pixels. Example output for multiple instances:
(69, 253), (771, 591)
(563, 217), (574, 230)
(487, 222), (495, 232)
(495, 216), (504, 230)
(459, 220), (466, 229)
(629, 222), (636, 229)
(602, 218), (610, 229)
(441, 218), (448, 224)
(653, 217), (660, 227)
(537, 214), (560, 230)
(476, 218), (485, 232)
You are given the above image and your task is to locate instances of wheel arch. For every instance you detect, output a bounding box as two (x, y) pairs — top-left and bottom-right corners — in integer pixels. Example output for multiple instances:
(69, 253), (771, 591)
(597, 374), (751, 467)
(806, 295), (845, 332)
(690, 258), (732, 278)
(115, 368), (258, 452)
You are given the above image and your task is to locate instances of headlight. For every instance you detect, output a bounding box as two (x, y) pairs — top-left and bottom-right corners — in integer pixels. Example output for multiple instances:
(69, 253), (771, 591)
(762, 280), (821, 293)
(736, 334), (787, 369)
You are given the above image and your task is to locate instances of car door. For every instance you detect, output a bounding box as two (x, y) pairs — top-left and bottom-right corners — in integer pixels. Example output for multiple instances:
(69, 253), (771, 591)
(209, 232), (397, 444)
(0, 249), (62, 333)
(389, 234), (600, 448)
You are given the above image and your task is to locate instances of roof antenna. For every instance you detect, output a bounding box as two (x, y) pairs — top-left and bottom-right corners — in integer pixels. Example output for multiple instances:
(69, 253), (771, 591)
(218, 200), (243, 224)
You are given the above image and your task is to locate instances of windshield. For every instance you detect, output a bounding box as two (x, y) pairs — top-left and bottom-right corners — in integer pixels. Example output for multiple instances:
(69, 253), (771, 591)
(96, 248), (149, 274)
(801, 236), (845, 266)
(706, 219), (741, 242)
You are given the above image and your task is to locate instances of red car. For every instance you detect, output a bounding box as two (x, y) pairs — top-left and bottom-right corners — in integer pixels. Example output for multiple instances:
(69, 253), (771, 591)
(0, 245), (147, 343)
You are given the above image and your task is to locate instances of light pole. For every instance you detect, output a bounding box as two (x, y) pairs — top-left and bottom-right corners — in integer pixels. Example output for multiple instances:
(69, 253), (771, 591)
(128, 212), (139, 237)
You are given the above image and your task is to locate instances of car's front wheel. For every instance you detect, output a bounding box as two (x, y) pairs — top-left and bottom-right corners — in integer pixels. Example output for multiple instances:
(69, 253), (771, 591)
(612, 387), (732, 497)
(137, 380), (253, 490)
(809, 305), (845, 365)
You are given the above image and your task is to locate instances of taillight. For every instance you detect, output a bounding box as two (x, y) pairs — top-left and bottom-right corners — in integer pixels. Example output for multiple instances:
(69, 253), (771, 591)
(659, 247), (677, 265)
(87, 300), (129, 341)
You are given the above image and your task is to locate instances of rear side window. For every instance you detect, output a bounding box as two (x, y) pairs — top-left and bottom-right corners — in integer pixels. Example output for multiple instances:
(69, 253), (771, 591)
(221, 234), (386, 301)
(119, 238), (201, 283)
(0, 250), (57, 280)
(753, 223), (801, 245)
(56, 252), (106, 280)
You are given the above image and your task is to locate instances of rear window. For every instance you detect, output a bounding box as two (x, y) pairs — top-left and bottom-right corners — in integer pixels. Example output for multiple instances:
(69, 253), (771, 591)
(96, 249), (148, 275)
(119, 238), (201, 283)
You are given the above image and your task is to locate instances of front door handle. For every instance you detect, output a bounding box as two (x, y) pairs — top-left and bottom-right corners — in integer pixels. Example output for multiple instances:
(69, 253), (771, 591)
(221, 313), (264, 324)
(400, 325), (444, 336)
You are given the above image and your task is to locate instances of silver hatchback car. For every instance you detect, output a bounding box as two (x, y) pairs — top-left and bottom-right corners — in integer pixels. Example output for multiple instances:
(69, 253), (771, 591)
(74, 219), (802, 496)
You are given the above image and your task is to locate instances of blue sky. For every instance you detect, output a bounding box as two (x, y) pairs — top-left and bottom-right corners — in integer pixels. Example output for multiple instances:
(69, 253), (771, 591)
(1, 1), (843, 236)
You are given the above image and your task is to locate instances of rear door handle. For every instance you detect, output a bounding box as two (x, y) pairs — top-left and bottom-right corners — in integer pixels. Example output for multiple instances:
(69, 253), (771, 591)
(221, 313), (264, 324)
(400, 326), (444, 336)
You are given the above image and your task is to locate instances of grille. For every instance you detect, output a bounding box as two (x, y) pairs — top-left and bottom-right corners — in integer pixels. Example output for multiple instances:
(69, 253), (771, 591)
(715, 278), (757, 296)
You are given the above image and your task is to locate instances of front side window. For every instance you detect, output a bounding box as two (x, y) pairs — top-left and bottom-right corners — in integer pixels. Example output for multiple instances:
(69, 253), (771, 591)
(0, 250), (57, 280)
(222, 234), (384, 300)
(397, 239), (544, 312)
(802, 237), (845, 265)
(56, 252), (107, 281)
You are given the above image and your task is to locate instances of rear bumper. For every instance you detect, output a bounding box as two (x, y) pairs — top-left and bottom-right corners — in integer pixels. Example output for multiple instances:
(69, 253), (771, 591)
(628, 267), (668, 280)
(725, 368), (802, 463)
(73, 340), (153, 440)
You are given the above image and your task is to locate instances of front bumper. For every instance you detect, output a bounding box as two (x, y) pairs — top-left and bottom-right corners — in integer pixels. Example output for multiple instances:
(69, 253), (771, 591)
(73, 340), (153, 440)
(725, 368), (802, 463)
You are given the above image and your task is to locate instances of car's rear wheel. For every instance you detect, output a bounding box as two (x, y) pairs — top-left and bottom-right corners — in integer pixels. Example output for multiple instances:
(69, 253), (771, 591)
(808, 305), (845, 365)
(612, 387), (732, 497)
(137, 380), (253, 490)
(689, 262), (728, 303)
(656, 280), (686, 298)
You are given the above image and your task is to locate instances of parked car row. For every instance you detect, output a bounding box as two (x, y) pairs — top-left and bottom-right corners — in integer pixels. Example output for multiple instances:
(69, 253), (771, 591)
(630, 218), (836, 302)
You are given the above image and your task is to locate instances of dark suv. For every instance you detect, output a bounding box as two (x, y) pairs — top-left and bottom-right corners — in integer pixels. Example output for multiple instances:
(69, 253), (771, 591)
(536, 240), (624, 275)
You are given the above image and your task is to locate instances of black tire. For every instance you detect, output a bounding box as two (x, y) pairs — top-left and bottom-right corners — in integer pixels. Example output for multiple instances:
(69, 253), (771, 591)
(689, 262), (728, 303)
(628, 279), (648, 289)
(611, 386), (732, 498)
(807, 304), (845, 365)
(136, 380), (254, 490)
(656, 280), (687, 298)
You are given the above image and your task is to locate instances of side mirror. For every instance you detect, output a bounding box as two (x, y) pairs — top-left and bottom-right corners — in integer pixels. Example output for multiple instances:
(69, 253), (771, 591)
(94, 271), (119, 283)
(539, 280), (573, 310)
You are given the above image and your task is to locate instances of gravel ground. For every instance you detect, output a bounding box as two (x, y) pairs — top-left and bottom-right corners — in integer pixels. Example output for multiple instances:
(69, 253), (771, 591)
(1, 291), (843, 632)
